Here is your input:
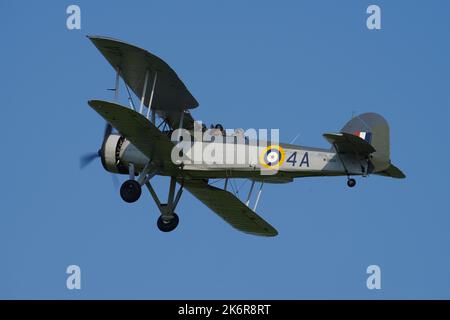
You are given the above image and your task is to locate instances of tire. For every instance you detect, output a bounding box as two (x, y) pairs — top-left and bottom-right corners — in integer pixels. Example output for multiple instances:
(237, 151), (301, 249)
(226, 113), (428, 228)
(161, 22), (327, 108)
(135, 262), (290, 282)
(157, 213), (179, 232)
(120, 179), (142, 203)
(347, 178), (356, 188)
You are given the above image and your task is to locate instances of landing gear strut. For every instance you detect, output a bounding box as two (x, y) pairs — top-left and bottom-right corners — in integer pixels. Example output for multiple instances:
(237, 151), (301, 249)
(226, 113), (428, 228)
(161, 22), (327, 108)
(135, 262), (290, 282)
(347, 178), (356, 188)
(119, 162), (157, 203)
(146, 176), (183, 233)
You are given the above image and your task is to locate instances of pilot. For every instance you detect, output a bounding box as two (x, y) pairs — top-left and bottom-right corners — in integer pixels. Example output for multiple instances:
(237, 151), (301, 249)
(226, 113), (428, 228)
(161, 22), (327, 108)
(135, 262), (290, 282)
(210, 124), (224, 136)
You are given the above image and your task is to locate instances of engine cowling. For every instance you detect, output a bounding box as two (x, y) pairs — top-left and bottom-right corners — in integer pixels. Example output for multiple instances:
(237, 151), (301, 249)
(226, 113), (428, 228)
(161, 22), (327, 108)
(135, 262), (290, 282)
(100, 134), (149, 174)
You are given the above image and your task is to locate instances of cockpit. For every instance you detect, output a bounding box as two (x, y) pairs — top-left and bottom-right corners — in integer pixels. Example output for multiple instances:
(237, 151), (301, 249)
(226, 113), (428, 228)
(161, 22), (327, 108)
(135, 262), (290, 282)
(205, 124), (248, 143)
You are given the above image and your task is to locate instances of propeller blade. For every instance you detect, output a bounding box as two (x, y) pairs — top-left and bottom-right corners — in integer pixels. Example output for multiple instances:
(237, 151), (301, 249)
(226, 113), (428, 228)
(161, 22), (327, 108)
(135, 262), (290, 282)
(81, 122), (113, 170)
(80, 152), (99, 169)
(111, 174), (120, 190)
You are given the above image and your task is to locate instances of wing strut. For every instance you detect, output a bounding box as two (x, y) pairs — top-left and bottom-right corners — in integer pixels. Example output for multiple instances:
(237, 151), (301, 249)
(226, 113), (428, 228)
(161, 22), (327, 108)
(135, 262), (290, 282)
(244, 180), (265, 211)
(177, 111), (185, 137)
(139, 70), (149, 114)
(245, 180), (256, 206)
(114, 67), (120, 101)
(146, 71), (158, 122)
(253, 181), (264, 212)
(125, 82), (136, 110)
(139, 69), (158, 122)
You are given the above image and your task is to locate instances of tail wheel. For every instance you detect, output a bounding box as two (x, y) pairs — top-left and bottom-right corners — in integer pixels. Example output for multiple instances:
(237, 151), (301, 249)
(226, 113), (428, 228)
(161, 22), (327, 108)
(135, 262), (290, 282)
(347, 178), (356, 188)
(157, 213), (179, 232)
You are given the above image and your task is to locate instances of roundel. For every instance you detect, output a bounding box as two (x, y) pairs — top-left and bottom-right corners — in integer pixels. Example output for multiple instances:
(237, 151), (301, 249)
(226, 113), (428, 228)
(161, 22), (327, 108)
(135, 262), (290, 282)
(259, 145), (286, 169)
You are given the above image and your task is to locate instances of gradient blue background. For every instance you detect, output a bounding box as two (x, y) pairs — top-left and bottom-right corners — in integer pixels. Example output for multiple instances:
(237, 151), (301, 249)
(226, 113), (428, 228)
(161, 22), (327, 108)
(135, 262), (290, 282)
(1, 0), (449, 299)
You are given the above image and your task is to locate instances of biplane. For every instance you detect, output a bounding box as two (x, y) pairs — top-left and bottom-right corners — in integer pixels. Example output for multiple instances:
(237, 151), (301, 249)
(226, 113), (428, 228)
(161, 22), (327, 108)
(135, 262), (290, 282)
(81, 36), (405, 237)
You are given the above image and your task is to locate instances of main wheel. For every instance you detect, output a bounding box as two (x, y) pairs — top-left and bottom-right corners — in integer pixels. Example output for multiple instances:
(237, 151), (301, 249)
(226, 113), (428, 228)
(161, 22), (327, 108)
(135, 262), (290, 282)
(120, 179), (142, 203)
(157, 213), (179, 233)
(347, 178), (356, 188)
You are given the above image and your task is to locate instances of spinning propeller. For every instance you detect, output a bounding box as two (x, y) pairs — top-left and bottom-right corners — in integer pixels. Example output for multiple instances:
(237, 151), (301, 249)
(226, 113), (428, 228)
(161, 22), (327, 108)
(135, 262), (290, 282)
(80, 123), (112, 168)
(80, 123), (119, 188)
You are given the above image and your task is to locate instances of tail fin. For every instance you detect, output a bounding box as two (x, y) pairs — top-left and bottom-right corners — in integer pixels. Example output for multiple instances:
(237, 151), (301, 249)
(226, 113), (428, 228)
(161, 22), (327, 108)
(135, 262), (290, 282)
(341, 113), (391, 173)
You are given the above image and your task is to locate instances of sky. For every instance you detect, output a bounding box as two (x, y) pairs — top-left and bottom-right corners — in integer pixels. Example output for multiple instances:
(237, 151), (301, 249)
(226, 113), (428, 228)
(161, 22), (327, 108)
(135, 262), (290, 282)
(1, 0), (450, 299)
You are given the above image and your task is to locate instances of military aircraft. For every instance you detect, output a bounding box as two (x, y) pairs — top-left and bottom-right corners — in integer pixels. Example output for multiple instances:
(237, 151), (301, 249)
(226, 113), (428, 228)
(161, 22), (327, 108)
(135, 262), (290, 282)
(81, 36), (405, 237)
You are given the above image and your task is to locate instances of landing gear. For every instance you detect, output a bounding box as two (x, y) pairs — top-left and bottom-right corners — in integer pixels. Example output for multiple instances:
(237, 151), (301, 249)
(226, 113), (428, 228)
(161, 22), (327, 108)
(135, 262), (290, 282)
(145, 176), (184, 233)
(347, 178), (356, 188)
(119, 162), (157, 203)
(120, 179), (142, 203)
(120, 162), (183, 233)
(157, 213), (179, 232)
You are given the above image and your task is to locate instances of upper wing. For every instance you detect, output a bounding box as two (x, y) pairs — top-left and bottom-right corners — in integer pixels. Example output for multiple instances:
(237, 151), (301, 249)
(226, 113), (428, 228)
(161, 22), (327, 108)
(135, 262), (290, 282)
(88, 36), (198, 113)
(88, 100), (177, 171)
(162, 109), (197, 130)
(323, 132), (376, 156)
(183, 180), (278, 237)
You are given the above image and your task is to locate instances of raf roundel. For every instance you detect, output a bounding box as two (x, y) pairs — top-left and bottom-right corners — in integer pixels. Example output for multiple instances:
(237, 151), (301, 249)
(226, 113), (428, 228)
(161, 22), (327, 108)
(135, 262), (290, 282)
(260, 145), (286, 169)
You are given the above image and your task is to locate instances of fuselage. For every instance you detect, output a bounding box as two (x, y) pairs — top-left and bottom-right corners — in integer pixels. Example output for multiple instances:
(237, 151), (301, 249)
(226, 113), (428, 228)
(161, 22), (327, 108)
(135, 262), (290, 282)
(102, 134), (367, 181)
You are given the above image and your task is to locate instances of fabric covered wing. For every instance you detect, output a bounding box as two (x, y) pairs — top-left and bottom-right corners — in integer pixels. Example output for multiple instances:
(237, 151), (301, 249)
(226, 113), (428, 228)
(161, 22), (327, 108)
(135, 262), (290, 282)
(88, 100), (176, 170)
(88, 36), (198, 112)
(162, 110), (197, 130)
(183, 180), (278, 237)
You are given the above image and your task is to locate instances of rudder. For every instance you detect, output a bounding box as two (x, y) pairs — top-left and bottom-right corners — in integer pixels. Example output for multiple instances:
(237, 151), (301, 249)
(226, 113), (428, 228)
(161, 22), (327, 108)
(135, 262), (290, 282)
(341, 113), (390, 172)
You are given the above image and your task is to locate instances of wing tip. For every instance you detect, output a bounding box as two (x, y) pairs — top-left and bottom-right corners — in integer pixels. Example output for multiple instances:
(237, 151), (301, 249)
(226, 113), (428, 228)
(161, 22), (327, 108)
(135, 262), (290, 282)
(87, 99), (102, 109)
(265, 227), (279, 237)
(245, 227), (278, 237)
(87, 99), (114, 108)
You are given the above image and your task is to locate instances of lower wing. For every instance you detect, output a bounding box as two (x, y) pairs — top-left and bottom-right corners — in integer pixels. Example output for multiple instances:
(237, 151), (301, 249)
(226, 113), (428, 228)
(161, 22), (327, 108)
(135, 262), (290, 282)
(183, 179), (278, 237)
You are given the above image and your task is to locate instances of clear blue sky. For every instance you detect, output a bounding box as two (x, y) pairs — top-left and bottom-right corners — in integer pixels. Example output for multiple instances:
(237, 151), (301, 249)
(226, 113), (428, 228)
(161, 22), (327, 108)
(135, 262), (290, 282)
(1, 0), (449, 299)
